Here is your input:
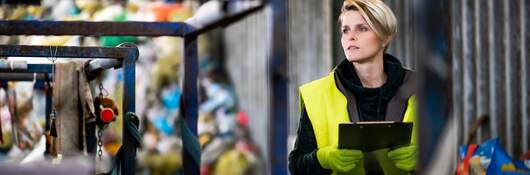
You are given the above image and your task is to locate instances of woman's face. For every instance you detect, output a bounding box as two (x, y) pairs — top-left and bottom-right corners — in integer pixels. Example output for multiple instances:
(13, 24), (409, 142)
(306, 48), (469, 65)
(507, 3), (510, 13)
(341, 10), (385, 63)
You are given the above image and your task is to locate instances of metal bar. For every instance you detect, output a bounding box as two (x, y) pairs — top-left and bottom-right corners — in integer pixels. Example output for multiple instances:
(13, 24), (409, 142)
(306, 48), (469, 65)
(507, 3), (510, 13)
(451, 0), (463, 147)
(503, 0), (514, 155)
(0, 20), (192, 37)
(462, 0), (473, 143)
(493, 0), (507, 147)
(0, 59), (120, 79)
(120, 45), (138, 175)
(473, 0), (483, 144)
(269, 0), (288, 174)
(85, 59), (122, 80)
(478, 0), (491, 142)
(511, 0), (524, 157)
(0, 64), (52, 73)
(0, 72), (48, 81)
(0, 45), (131, 59)
(86, 59), (122, 73)
(0, 2), (265, 38)
(181, 36), (199, 175)
(404, 0), (413, 68)
(519, 0), (530, 156)
(487, 0), (498, 138)
(186, 3), (264, 37)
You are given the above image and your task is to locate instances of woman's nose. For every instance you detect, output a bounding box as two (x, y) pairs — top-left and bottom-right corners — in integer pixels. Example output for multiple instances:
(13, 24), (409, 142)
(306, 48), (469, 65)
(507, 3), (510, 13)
(348, 33), (357, 41)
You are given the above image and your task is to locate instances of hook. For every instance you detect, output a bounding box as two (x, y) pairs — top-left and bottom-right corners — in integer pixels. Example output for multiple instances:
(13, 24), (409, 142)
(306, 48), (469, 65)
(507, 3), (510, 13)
(47, 46), (58, 63)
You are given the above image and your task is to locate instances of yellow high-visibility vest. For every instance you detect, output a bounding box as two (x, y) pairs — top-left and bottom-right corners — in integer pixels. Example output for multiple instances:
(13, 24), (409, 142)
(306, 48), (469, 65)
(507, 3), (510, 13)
(299, 71), (416, 175)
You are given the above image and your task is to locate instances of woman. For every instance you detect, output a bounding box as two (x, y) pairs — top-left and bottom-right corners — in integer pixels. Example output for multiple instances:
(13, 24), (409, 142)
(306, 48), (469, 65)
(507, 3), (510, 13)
(288, 0), (417, 174)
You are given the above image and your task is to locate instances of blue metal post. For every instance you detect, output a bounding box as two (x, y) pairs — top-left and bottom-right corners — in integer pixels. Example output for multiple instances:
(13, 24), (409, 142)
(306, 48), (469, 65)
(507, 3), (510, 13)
(414, 0), (452, 170)
(268, 0), (289, 174)
(121, 46), (139, 174)
(181, 35), (200, 175)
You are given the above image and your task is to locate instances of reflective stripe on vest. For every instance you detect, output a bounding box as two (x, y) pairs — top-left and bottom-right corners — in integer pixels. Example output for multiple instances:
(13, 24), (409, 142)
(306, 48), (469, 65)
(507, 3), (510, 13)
(299, 71), (416, 175)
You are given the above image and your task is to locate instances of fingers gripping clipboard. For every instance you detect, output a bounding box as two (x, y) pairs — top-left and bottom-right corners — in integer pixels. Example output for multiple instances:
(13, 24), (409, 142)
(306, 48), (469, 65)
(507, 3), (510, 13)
(338, 121), (413, 152)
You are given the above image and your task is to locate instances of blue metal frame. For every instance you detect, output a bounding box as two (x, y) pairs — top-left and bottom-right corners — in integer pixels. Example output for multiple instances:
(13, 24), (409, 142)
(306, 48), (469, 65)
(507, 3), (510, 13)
(0, 45), (138, 174)
(0, 2), (270, 173)
(0, 20), (192, 37)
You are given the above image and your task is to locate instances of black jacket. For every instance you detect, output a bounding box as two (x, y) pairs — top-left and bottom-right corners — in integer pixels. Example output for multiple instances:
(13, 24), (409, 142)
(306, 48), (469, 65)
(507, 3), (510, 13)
(288, 54), (407, 175)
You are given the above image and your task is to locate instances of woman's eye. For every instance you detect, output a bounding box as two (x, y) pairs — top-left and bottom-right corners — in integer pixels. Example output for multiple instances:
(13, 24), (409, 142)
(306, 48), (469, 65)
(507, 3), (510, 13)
(359, 27), (368, 32)
(342, 28), (349, 34)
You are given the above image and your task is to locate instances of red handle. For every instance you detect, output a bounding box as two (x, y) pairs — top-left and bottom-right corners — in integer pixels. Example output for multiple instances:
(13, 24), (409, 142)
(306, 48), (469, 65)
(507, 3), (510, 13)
(100, 107), (114, 123)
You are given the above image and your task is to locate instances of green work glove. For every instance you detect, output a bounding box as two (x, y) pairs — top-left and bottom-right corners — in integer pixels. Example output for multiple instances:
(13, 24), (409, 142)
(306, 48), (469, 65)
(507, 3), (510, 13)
(388, 145), (417, 172)
(316, 144), (363, 173)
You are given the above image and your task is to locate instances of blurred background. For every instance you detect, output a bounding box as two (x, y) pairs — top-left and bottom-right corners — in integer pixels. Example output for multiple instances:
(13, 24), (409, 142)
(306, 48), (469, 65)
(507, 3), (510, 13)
(0, 0), (528, 174)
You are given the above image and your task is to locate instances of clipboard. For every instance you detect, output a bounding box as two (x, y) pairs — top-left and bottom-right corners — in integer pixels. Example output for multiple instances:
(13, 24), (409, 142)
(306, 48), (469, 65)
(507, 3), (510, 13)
(338, 121), (413, 152)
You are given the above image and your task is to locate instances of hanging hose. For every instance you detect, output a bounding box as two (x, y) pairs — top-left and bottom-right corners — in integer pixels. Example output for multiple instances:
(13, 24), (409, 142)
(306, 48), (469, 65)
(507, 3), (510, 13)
(178, 115), (201, 168)
(108, 112), (141, 175)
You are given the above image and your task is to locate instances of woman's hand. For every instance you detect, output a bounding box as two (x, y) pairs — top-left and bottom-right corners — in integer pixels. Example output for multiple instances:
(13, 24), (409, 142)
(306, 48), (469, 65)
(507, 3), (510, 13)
(388, 145), (417, 171)
(316, 144), (363, 173)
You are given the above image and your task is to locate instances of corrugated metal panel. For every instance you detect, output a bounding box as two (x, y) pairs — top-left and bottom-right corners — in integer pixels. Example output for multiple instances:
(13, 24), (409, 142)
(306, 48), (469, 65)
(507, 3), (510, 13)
(391, 0), (529, 159)
(223, 0), (333, 172)
(223, 8), (271, 164)
(452, 0), (530, 157)
(385, 0), (416, 68)
(287, 0), (333, 136)
(223, 0), (529, 172)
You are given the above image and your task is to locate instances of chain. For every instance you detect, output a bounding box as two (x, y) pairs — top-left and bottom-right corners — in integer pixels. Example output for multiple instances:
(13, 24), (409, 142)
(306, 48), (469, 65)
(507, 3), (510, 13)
(97, 74), (108, 97)
(98, 127), (103, 160)
(96, 70), (106, 161)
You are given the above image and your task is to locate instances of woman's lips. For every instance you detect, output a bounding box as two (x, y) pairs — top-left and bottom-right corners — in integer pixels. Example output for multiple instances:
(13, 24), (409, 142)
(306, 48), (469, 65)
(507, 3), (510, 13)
(347, 45), (360, 50)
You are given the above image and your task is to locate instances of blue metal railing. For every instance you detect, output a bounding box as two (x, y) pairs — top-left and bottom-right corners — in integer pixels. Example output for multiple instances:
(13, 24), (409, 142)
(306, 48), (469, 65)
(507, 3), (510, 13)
(0, 1), (273, 174)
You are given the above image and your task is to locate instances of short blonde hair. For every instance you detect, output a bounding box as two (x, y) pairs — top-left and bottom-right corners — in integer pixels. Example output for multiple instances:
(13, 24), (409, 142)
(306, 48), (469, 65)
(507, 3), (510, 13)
(339, 0), (397, 42)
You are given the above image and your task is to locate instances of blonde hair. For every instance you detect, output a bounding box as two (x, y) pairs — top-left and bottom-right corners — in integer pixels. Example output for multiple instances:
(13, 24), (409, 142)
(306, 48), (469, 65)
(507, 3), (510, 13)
(339, 0), (397, 42)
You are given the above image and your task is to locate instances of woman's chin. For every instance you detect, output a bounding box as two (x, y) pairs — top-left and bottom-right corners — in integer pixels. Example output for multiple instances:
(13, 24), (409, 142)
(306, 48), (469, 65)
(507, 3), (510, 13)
(346, 56), (365, 63)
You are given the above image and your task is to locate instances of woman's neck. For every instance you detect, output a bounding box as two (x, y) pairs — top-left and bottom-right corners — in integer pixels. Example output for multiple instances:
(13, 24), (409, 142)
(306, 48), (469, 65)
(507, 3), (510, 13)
(351, 52), (386, 88)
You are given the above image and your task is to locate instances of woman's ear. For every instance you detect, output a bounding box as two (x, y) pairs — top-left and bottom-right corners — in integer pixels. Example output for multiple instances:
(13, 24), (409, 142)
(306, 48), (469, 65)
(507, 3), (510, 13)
(381, 36), (392, 48)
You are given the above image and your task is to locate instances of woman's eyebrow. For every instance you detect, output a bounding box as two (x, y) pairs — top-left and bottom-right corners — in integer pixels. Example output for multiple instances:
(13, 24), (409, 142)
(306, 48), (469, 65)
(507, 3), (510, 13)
(355, 23), (368, 27)
(342, 22), (368, 28)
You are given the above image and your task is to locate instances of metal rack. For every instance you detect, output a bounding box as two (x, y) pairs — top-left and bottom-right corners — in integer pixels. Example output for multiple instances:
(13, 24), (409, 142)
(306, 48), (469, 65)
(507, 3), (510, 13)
(0, 1), (277, 174)
(0, 45), (139, 174)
